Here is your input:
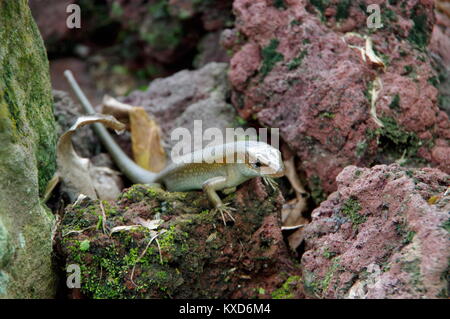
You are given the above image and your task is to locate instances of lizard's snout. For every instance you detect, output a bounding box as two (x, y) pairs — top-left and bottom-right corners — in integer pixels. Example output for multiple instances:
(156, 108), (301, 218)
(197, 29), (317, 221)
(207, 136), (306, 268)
(266, 160), (285, 178)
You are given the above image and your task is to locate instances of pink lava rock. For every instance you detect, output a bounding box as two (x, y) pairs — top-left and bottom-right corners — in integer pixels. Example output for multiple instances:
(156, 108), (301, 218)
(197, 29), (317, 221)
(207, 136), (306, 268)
(301, 164), (449, 299)
(228, 0), (450, 201)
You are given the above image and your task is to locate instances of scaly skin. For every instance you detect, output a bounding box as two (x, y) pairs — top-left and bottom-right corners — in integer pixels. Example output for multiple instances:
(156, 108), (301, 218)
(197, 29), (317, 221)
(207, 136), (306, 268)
(65, 71), (285, 224)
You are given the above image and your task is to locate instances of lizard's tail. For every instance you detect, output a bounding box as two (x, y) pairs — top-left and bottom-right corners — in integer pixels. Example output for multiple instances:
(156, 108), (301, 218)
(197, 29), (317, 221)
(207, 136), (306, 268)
(64, 70), (156, 184)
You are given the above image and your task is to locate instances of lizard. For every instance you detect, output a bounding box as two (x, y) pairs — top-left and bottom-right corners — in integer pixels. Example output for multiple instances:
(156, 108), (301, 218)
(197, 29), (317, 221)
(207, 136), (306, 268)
(64, 70), (285, 225)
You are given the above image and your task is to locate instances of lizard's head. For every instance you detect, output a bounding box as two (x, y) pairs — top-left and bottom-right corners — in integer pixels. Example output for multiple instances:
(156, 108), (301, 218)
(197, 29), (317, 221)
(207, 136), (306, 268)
(243, 142), (285, 178)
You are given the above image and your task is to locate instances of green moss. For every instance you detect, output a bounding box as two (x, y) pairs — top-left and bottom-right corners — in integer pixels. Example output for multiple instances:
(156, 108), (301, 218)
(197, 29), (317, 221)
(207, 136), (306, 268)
(260, 39), (284, 79)
(273, 0), (287, 10)
(271, 276), (301, 299)
(322, 248), (336, 259)
(404, 65), (413, 75)
(404, 231), (415, 244)
(0, 1), (57, 195)
(401, 258), (423, 289)
(319, 111), (335, 119)
(81, 247), (128, 298)
(408, 13), (429, 49)
(379, 117), (422, 153)
(287, 50), (308, 70)
(320, 259), (341, 293)
(395, 222), (416, 244)
(364, 80), (374, 101)
(427, 76), (439, 87)
(356, 140), (368, 158)
(79, 239), (90, 252)
(336, 0), (351, 20)
(305, 258), (342, 297)
(389, 94), (401, 111)
(157, 225), (189, 263)
(0, 0), (56, 297)
(341, 198), (366, 229)
(441, 218), (450, 233)
(310, 175), (327, 205)
(366, 117), (426, 165)
(384, 8), (397, 21)
(310, 0), (330, 16)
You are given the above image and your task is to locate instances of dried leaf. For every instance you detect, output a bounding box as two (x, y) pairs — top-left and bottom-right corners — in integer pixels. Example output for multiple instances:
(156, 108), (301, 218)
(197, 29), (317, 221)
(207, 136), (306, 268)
(57, 114), (125, 200)
(101, 96), (166, 173)
(110, 225), (142, 234)
(369, 77), (384, 127)
(281, 157), (309, 227)
(129, 106), (166, 172)
(343, 34), (385, 69)
(428, 195), (439, 205)
(133, 217), (164, 230)
(287, 227), (306, 251)
(365, 37), (385, 69)
(101, 95), (133, 128)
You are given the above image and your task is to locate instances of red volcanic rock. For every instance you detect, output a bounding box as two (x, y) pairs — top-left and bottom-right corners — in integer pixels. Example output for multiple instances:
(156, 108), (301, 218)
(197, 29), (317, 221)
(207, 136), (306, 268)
(229, 0), (450, 201)
(301, 164), (449, 299)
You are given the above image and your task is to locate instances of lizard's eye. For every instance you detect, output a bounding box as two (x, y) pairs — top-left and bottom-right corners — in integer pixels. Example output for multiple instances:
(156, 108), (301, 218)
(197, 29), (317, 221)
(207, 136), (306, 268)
(253, 161), (262, 168)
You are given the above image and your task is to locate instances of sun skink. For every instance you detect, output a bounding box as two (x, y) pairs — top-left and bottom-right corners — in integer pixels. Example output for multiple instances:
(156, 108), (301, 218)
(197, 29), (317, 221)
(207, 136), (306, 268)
(64, 70), (285, 224)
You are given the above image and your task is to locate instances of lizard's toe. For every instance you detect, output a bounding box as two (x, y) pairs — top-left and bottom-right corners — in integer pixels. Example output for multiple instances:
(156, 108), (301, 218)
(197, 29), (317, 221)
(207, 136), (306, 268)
(212, 203), (236, 226)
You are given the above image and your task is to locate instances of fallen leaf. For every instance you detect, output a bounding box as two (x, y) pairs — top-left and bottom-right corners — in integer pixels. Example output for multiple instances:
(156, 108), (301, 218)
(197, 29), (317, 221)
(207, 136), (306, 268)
(57, 114), (125, 200)
(365, 37), (385, 69)
(129, 106), (166, 172)
(102, 96), (166, 173)
(101, 95), (133, 128)
(369, 77), (384, 127)
(133, 217), (164, 230)
(110, 225), (142, 234)
(428, 195), (440, 205)
(281, 157), (309, 227)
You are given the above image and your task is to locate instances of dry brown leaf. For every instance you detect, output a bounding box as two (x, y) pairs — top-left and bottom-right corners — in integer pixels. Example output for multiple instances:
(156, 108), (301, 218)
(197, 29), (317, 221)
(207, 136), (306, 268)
(132, 217), (164, 230)
(365, 37), (385, 69)
(287, 227), (306, 251)
(281, 157), (309, 227)
(57, 114), (125, 200)
(343, 34), (385, 69)
(101, 95), (133, 128)
(129, 106), (166, 172)
(101, 96), (166, 173)
(370, 77), (384, 127)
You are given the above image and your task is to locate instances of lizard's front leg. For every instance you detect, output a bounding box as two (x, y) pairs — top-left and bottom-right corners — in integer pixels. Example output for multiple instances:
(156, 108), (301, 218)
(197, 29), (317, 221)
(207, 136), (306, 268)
(202, 176), (236, 225)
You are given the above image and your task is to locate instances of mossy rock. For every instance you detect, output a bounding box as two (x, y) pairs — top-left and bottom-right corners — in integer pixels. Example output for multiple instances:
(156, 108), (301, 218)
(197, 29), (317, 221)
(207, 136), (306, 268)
(0, 0), (57, 298)
(60, 182), (302, 299)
